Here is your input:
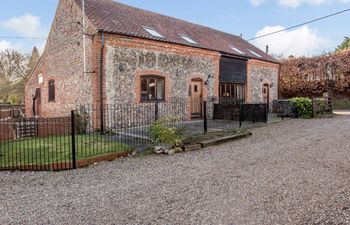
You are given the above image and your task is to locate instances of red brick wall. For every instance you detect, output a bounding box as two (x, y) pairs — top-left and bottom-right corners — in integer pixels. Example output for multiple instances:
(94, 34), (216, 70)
(36, 117), (71, 137)
(25, 0), (96, 118)
(0, 123), (14, 141)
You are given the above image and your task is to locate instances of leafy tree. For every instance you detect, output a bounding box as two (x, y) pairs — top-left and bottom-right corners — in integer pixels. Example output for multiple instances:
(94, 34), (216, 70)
(336, 37), (350, 52)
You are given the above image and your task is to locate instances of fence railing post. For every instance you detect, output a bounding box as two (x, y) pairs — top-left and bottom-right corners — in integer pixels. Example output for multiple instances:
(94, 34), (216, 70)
(239, 103), (243, 128)
(311, 97), (315, 118)
(155, 101), (159, 121)
(252, 105), (256, 124)
(203, 101), (208, 133)
(71, 110), (77, 169)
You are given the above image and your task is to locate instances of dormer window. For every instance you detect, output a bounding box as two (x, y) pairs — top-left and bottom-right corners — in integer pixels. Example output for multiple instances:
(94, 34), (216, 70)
(37, 74), (43, 85)
(229, 45), (245, 55)
(179, 34), (198, 45)
(142, 26), (164, 38)
(248, 49), (262, 58)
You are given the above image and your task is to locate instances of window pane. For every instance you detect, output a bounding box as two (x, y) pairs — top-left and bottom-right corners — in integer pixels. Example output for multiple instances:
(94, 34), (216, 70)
(230, 84), (234, 99)
(141, 79), (147, 92)
(141, 78), (148, 100)
(148, 79), (156, 100)
(48, 80), (55, 102)
(237, 85), (243, 100)
(156, 79), (164, 100)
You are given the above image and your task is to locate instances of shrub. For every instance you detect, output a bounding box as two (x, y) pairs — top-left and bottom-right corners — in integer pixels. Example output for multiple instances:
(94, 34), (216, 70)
(290, 97), (312, 118)
(314, 98), (329, 114)
(150, 116), (186, 147)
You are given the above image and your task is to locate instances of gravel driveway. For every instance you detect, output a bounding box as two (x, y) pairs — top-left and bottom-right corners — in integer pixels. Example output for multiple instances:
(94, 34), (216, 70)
(1, 116), (350, 225)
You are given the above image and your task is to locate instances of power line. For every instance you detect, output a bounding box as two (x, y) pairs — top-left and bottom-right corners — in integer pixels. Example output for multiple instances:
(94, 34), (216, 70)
(247, 8), (350, 42)
(0, 36), (47, 40)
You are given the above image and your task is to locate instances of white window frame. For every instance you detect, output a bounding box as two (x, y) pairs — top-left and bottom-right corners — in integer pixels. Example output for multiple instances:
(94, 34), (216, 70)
(142, 26), (165, 38)
(229, 45), (245, 55)
(248, 49), (262, 58)
(37, 74), (43, 85)
(179, 34), (198, 45)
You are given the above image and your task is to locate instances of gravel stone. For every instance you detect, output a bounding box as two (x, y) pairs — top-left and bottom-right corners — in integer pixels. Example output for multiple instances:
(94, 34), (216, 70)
(1, 116), (350, 225)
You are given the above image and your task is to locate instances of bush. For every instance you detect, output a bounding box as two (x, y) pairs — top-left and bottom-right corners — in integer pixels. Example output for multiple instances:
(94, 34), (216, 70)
(290, 97), (312, 118)
(150, 116), (186, 147)
(314, 98), (329, 114)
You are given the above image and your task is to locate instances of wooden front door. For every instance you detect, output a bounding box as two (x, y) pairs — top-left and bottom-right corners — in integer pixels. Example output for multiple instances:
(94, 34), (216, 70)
(191, 80), (203, 118)
(262, 84), (270, 108)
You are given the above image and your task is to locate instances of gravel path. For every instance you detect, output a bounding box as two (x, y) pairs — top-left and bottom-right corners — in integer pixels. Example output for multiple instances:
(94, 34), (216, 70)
(1, 116), (350, 225)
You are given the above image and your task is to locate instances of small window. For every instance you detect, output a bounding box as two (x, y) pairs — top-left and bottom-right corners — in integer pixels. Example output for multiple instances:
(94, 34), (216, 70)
(37, 74), (43, 84)
(48, 80), (55, 102)
(142, 26), (164, 38)
(141, 76), (165, 101)
(219, 83), (246, 103)
(229, 45), (245, 55)
(248, 49), (262, 58)
(179, 34), (198, 45)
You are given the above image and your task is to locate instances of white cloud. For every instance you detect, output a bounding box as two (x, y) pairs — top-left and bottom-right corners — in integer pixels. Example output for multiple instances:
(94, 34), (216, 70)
(0, 13), (43, 37)
(0, 40), (22, 52)
(250, 0), (266, 6)
(278, 0), (330, 7)
(251, 0), (350, 7)
(252, 25), (330, 57)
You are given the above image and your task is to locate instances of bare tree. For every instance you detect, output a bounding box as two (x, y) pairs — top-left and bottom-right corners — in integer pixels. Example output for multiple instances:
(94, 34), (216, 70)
(0, 49), (29, 103)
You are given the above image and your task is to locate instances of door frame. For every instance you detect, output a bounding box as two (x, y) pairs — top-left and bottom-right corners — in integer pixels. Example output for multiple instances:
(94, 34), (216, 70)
(190, 78), (204, 118)
(33, 88), (41, 117)
(262, 83), (270, 110)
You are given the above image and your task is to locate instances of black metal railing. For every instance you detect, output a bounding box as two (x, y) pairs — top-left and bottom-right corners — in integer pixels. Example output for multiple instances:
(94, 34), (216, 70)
(213, 103), (268, 125)
(0, 98), (278, 172)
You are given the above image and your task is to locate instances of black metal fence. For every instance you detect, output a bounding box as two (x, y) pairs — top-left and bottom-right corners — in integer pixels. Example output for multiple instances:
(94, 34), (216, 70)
(213, 103), (268, 124)
(0, 98), (284, 172)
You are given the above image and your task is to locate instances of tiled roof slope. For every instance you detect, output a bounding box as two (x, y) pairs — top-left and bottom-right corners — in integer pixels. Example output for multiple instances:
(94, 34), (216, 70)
(74, 0), (278, 63)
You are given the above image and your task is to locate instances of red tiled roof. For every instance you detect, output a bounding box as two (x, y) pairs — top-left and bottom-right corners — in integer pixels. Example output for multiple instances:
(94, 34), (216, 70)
(74, 0), (278, 63)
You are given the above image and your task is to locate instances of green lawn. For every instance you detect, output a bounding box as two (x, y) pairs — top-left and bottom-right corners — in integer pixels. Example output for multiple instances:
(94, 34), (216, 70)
(0, 134), (130, 167)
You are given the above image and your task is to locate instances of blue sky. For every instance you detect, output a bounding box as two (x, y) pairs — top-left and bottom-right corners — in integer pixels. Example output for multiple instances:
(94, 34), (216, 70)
(0, 0), (349, 57)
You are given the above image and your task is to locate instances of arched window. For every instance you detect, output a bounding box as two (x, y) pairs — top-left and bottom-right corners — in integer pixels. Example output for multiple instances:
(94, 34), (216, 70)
(48, 80), (55, 102)
(37, 74), (43, 84)
(140, 75), (165, 101)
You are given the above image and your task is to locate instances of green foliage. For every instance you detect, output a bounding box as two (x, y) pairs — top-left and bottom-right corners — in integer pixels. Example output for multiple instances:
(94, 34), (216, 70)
(290, 97), (312, 118)
(314, 98), (329, 114)
(336, 37), (350, 52)
(150, 116), (186, 147)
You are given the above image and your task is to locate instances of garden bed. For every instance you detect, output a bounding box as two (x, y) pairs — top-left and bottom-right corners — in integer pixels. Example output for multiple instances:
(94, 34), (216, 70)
(183, 129), (251, 146)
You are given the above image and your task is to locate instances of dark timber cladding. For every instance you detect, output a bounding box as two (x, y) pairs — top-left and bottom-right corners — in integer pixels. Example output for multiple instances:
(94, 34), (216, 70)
(219, 57), (247, 84)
